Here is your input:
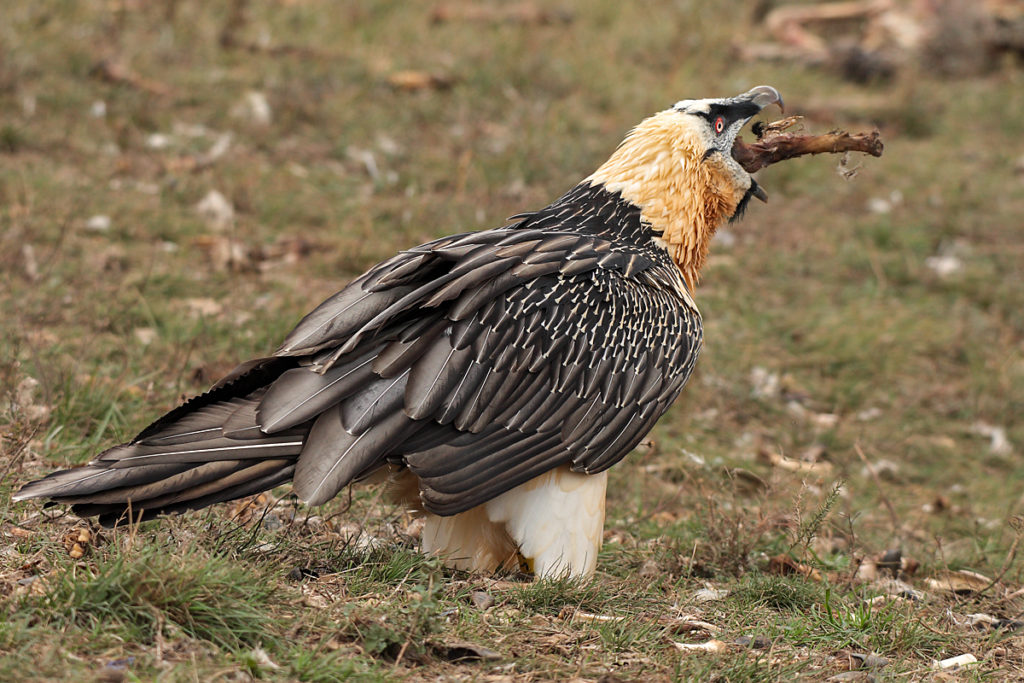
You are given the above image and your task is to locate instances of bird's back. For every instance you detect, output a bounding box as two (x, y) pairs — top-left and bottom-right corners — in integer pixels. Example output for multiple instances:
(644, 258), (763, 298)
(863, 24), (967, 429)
(15, 180), (702, 527)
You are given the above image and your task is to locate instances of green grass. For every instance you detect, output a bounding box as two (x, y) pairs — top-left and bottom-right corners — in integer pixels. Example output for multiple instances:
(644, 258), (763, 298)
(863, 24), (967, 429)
(2, 0), (1024, 680)
(25, 541), (279, 650)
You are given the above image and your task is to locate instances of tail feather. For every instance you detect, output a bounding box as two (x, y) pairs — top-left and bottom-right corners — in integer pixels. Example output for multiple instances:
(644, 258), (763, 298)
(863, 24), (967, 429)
(135, 458), (294, 510)
(12, 463), (194, 501)
(132, 399), (252, 446)
(73, 461), (298, 527)
(102, 434), (305, 468)
(14, 358), (307, 525)
(48, 460), (250, 505)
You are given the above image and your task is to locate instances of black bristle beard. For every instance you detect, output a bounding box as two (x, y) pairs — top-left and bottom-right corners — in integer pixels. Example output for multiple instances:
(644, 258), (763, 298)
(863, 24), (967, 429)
(729, 179), (759, 223)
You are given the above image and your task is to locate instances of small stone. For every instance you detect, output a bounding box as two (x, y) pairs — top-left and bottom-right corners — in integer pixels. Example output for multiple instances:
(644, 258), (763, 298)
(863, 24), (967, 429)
(925, 255), (963, 278)
(856, 407), (882, 421)
(862, 459), (901, 481)
(876, 549), (901, 576)
(972, 421), (1013, 456)
(105, 657), (134, 670)
(693, 586), (728, 603)
(438, 641), (502, 662)
(145, 133), (172, 149)
(287, 566), (320, 581)
(932, 653), (978, 670)
(250, 648), (280, 670)
(867, 197), (891, 214)
(471, 591), (495, 610)
(826, 673), (877, 682)
(196, 190), (234, 231)
(22, 244), (38, 281)
(133, 327), (157, 345)
(231, 90), (272, 126)
(750, 366), (779, 399)
(861, 654), (889, 670)
(85, 215), (111, 232)
(734, 635), (772, 649)
(638, 559), (661, 578)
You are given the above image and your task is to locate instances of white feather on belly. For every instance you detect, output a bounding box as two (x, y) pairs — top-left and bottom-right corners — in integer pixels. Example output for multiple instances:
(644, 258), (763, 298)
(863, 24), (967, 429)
(420, 465), (608, 579)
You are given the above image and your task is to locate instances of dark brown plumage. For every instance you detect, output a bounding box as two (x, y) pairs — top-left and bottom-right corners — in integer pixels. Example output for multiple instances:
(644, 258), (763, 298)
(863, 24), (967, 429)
(16, 86), (783, 577)
(17, 185), (700, 522)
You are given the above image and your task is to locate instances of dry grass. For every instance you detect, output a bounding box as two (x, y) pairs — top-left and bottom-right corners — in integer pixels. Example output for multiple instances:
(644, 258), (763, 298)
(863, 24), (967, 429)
(2, 0), (1024, 680)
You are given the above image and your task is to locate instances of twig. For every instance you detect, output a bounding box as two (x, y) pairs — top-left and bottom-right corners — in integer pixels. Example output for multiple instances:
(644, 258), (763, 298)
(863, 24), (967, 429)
(0, 424), (39, 486)
(91, 59), (173, 97)
(852, 442), (900, 536)
(977, 534), (1019, 597)
(980, 516), (1024, 598)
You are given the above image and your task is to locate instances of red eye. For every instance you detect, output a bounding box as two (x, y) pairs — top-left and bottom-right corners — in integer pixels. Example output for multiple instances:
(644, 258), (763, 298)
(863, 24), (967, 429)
(714, 116), (725, 134)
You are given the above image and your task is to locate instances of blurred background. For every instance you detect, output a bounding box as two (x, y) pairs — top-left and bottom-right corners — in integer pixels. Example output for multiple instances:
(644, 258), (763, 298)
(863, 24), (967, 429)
(1, 0), (1023, 679)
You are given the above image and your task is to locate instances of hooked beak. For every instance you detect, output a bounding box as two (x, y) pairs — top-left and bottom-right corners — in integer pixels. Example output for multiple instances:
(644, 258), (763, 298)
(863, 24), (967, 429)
(742, 85), (784, 114)
(735, 86), (782, 205)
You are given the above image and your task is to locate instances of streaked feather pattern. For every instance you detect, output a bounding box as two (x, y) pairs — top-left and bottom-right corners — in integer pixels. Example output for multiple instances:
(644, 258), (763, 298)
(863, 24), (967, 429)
(15, 181), (702, 525)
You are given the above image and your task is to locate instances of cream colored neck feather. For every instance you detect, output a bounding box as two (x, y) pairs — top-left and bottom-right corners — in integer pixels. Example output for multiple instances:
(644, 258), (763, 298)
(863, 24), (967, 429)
(587, 111), (746, 293)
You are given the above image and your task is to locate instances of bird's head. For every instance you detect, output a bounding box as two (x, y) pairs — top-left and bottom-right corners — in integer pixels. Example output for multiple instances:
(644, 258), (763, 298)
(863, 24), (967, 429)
(588, 85), (783, 291)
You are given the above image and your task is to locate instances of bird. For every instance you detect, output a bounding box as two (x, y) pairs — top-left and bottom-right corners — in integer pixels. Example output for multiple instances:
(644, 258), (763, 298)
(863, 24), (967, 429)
(15, 85), (783, 579)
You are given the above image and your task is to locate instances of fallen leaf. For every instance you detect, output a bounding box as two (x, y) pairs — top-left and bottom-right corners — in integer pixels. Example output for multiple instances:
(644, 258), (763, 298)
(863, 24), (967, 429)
(767, 554), (823, 581)
(250, 648), (280, 670)
(563, 610), (625, 623)
(193, 234), (258, 272)
(759, 450), (833, 475)
(926, 569), (992, 595)
(303, 593), (328, 609)
(387, 70), (454, 91)
(726, 467), (768, 495)
(962, 613), (1023, 632)
(663, 616), (720, 635)
(673, 639), (728, 653)
(866, 577), (924, 601)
